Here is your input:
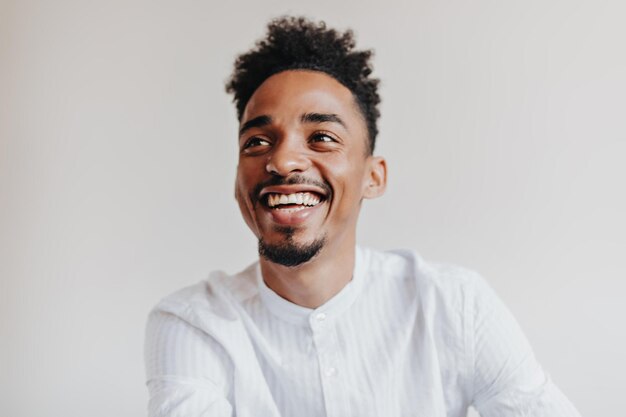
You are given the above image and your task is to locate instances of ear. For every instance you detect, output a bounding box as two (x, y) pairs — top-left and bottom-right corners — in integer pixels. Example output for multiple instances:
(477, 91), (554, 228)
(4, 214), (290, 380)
(362, 156), (387, 199)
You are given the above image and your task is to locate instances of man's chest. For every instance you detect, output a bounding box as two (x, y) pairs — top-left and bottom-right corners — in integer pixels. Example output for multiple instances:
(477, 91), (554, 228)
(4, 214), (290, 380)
(245, 310), (467, 417)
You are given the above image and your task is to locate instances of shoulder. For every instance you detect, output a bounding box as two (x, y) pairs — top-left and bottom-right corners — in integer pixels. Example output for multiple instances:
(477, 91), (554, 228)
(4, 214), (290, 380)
(361, 246), (488, 304)
(147, 262), (260, 331)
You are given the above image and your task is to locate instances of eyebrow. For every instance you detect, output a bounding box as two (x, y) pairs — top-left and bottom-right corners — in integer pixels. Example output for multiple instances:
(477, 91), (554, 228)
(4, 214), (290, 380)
(238, 112), (347, 137)
(239, 115), (272, 137)
(301, 112), (347, 130)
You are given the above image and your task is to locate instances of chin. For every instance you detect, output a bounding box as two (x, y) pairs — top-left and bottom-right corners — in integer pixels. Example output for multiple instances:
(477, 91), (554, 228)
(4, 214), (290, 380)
(258, 235), (326, 267)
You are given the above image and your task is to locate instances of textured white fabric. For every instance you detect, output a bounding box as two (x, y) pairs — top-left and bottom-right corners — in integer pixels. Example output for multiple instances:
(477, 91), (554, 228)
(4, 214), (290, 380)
(144, 247), (581, 417)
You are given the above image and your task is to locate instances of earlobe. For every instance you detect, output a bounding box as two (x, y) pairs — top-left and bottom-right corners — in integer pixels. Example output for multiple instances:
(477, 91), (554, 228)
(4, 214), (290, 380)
(363, 156), (387, 199)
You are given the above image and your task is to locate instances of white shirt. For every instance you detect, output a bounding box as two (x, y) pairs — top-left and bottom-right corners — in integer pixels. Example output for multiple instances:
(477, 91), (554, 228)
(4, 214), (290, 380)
(144, 246), (581, 417)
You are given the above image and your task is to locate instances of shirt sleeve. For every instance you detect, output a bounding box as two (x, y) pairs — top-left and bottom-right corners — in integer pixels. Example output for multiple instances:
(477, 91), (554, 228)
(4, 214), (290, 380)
(468, 275), (582, 417)
(144, 307), (234, 417)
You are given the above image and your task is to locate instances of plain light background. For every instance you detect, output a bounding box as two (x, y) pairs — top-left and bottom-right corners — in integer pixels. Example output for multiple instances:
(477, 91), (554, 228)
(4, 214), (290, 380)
(1, 0), (624, 416)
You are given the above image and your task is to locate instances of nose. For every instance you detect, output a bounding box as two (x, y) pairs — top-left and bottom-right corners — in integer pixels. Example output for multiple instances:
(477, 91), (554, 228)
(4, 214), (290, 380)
(265, 138), (311, 176)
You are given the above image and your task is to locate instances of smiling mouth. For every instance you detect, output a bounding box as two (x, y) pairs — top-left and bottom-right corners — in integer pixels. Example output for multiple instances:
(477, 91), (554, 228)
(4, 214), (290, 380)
(262, 192), (325, 211)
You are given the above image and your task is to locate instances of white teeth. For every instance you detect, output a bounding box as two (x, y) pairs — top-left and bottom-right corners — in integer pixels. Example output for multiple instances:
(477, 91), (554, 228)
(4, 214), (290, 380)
(266, 192), (322, 208)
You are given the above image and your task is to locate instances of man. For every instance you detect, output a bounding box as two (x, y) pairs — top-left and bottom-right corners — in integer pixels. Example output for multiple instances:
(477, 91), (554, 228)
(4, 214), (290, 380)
(144, 17), (581, 417)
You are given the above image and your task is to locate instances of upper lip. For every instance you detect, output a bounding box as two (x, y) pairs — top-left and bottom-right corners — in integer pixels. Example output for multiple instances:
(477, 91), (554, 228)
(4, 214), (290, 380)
(259, 185), (329, 198)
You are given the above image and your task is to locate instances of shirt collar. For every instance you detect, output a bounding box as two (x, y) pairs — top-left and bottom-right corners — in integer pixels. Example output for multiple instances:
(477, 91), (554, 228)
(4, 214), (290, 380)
(257, 246), (367, 327)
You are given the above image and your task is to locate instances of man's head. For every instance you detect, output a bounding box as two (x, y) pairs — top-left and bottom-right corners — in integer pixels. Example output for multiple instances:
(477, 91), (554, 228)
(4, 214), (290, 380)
(226, 16), (381, 154)
(226, 17), (386, 267)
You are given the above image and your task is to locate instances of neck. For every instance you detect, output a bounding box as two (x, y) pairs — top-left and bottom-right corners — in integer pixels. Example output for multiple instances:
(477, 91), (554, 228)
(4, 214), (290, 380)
(259, 238), (356, 309)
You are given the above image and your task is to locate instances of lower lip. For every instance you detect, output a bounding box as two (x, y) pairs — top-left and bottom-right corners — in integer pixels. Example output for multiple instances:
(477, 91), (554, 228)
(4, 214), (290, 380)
(265, 203), (323, 226)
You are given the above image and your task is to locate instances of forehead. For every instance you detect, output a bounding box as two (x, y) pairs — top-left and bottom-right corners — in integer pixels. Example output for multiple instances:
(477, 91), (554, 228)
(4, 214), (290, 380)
(241, 70), (363, 125)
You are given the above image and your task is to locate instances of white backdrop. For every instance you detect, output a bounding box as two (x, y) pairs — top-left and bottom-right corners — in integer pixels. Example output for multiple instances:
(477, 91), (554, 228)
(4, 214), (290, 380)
(1, 1), (624, 416)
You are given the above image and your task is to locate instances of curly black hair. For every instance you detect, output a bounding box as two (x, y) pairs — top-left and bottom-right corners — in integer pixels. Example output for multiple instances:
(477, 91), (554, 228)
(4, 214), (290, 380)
(225, 16), (381, 154)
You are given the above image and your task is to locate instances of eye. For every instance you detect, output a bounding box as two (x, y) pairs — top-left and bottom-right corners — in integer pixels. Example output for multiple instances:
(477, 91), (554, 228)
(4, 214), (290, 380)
(309, 132), (338, 144)
(242, 136), (271, 151)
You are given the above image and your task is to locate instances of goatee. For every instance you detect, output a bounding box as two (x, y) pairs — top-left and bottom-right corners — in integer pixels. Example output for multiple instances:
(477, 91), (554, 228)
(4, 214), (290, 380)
(258, 234), (326, 267)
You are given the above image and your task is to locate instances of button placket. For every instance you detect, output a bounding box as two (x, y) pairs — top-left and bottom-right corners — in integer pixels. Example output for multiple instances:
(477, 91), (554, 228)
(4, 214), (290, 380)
(310, 310), (332, 354)
(310, 313), (344, 417)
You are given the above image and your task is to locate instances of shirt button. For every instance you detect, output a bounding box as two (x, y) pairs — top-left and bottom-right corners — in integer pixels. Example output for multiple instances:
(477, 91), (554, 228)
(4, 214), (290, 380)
(315, 313), (326, 322)
(325, 367), (337, 377)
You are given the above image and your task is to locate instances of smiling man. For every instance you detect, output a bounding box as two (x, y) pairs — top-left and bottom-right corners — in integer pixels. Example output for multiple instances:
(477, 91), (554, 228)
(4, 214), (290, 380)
(233, 68), (386, 309)
(144, 17), (581, 417)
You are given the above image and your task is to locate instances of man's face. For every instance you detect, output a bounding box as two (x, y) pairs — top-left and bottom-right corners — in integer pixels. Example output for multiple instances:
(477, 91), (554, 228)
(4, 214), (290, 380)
(235, 70), (384, 266)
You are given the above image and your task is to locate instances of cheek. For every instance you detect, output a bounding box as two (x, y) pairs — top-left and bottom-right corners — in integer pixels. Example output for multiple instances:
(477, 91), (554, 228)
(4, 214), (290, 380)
(234, 173), (260, 234)
(235, 162), (258, 196)
(234, 169), (254, 212)
(332, 163), (368, 209)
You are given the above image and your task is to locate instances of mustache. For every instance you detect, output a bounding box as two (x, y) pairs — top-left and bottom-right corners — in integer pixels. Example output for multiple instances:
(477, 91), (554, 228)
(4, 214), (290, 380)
(251, 175), (332, 202)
